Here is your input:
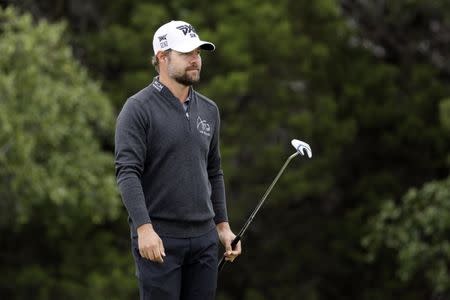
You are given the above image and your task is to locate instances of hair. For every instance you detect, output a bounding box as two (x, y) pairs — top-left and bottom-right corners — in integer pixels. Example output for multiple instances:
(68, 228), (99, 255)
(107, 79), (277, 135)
(151, 49), (172, 73)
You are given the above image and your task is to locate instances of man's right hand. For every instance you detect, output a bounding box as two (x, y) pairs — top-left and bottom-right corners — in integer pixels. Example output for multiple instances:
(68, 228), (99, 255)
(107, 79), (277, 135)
(137, 223), (166, 263)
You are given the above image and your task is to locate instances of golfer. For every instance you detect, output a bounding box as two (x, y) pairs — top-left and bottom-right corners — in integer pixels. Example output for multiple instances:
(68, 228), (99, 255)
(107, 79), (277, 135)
(115, 20), (241, 299)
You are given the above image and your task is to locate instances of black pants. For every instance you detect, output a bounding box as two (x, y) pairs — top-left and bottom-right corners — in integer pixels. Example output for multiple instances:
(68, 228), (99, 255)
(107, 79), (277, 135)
(132, 228), (219, 300)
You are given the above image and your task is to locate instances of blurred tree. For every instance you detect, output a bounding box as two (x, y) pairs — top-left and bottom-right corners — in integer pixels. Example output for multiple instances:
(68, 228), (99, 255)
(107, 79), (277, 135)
(0, 7), (136, 299)
(341, 0), (450, 75)
(364, 176), (450, 296)
(363, 99), (450, 297)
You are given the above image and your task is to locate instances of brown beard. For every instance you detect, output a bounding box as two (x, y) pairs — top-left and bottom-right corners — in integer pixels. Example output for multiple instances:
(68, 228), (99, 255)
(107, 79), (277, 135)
(173, 70), (200, 86)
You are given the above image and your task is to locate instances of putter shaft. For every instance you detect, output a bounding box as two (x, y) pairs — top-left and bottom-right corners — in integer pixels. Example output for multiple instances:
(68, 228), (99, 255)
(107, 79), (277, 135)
(218, 151), (300, 272)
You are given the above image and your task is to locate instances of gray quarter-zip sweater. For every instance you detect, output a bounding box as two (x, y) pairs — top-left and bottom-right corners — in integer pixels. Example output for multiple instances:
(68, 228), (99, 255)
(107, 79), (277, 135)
(115, 78), (228, 238)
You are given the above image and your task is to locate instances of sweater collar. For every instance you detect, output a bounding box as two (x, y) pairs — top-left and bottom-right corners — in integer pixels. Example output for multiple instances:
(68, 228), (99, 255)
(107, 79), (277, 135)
(151, 77), (194, 104)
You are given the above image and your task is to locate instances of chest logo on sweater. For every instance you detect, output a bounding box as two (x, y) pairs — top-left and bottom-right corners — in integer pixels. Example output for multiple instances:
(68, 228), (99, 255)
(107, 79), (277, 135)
(196, 116), (211, 137)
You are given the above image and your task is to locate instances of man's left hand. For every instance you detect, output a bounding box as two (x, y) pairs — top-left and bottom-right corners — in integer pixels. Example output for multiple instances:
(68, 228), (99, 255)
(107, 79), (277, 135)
(216, 222), (242, 262)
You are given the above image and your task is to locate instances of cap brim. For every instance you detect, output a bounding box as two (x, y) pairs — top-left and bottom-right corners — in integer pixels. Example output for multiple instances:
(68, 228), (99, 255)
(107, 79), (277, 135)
(199, 42), (215, 51)
(172, 40), (215, 53)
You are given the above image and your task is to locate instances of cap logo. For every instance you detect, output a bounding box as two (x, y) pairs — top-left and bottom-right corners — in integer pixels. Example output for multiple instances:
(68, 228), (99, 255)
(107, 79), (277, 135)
(158, 34), (168, 48)
(176, 24), (197, 36)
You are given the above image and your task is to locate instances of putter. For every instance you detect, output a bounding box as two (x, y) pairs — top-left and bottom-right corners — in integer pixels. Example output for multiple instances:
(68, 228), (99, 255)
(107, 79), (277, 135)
(218, 139), (312, 272)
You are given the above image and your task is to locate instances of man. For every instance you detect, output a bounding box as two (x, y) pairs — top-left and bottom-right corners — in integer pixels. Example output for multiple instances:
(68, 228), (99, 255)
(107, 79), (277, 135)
(115, 20), (241, 300)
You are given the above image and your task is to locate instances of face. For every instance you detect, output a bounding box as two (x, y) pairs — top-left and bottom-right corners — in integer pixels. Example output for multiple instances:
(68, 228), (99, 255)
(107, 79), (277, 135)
(165, 48), (202, 86)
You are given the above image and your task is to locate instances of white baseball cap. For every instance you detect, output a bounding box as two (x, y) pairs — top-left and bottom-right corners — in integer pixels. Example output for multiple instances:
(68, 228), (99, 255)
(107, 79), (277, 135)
(152, 20), (215, 55)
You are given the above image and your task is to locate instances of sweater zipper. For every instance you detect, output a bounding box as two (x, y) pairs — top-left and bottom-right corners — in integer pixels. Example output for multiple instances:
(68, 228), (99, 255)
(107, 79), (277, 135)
(186, 111), (191, 130)
(182, 103), (191, 131)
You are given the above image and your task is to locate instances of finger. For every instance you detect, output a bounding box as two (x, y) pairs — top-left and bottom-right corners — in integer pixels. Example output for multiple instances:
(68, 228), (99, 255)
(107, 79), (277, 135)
(233, 241), (242, 255)
(141, 248), (150, 260)
(227, 242), (242, 261)
(225, 255), (237, 262)
(223, 237), (233, 252)
(224, 239), (238, 255)
(152, 247), (164, 263)
(224, 238), (235, 256)
(159, 239), (166, 258)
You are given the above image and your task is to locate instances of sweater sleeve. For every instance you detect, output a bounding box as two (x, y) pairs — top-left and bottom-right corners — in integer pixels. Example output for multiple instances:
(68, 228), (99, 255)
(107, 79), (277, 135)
(208, 107), (228, 224)
(114, 98), (151, 228)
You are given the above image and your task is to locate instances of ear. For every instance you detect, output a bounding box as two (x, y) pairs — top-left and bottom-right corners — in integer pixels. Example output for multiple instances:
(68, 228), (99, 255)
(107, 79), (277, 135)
(157, 51), (168, 62)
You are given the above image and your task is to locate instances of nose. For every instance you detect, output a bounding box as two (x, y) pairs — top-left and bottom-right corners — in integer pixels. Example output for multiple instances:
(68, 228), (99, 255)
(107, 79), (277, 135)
(191, 53), (200, 62)
(189, 50), (201, 62)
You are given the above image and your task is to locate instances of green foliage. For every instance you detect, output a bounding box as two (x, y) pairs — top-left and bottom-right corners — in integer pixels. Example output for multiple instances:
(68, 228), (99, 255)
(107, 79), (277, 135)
(364, 177), (450, 294)
(441, 98), (450, 132)
(0, 7), (135, 299)
(77, 2), (170, 107)
(440, 98), (450, 165)
(0, 6), (118, 228)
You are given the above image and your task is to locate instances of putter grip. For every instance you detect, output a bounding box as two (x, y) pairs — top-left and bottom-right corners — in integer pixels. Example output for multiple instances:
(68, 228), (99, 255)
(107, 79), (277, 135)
(218, 235), (241, 272)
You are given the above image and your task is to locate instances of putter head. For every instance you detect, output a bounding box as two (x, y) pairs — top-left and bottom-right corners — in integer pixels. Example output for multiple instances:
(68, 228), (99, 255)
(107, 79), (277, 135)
(291, 139), (312, 158)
